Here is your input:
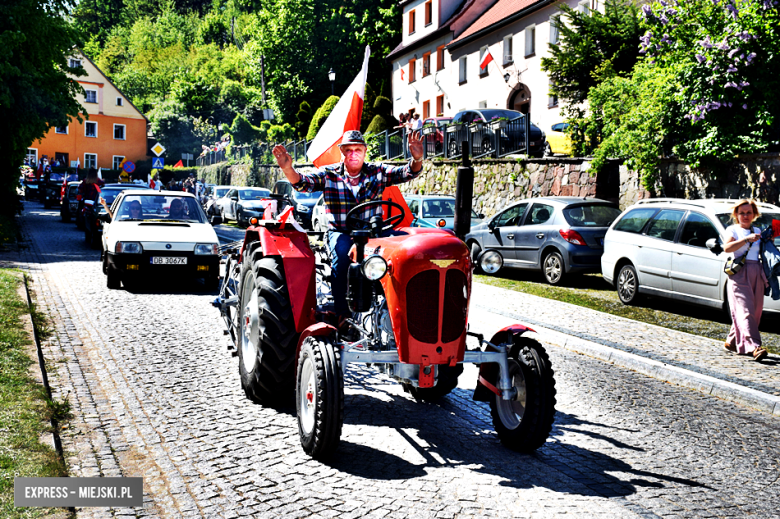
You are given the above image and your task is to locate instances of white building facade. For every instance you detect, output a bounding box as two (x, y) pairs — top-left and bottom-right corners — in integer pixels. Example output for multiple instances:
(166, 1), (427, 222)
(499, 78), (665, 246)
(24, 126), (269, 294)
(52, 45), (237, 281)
(388, 0), (597, 136)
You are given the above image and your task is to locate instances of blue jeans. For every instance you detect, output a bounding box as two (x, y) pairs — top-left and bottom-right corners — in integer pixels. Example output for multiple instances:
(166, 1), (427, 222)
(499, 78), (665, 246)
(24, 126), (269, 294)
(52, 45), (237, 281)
(326, 228), (404, 317)
(326, 230), (353, 318)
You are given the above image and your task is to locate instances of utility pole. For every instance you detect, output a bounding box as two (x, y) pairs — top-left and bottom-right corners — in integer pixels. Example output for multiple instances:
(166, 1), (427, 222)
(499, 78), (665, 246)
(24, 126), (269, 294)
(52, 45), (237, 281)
(261, 55), (266, 105)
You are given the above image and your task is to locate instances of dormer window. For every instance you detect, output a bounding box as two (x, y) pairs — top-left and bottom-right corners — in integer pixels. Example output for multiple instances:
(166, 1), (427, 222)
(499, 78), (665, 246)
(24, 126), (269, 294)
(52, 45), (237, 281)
(116, 97), (124, 107)
(69, 59), (82, 69)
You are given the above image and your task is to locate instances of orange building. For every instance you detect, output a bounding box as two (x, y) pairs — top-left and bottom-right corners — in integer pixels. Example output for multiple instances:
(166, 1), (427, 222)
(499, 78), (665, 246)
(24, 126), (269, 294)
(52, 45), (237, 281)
(28, 50), (149, 171)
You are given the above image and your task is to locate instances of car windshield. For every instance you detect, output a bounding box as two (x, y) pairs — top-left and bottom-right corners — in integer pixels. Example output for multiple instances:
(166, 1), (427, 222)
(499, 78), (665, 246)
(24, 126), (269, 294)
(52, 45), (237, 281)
(293, 191), (319, 200)
(563, 204), (622, 227)
(215, 188), (230, 198)
(115, 194), (205, 223)
(240, 188), (270, 200)
(717, 211), (780, 244)
(100, 186), (145, 206)
(422, 199), (456, 218)
(435, 119), (452, 127)
(49, 173), (64, 181)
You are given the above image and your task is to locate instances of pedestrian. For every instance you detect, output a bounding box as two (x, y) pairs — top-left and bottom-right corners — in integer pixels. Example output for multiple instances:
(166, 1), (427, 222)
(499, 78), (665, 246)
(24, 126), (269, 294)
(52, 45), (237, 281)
(272, 130), (424, 325)
(722, 199), (768, 361)
(411, 112), (423, 131)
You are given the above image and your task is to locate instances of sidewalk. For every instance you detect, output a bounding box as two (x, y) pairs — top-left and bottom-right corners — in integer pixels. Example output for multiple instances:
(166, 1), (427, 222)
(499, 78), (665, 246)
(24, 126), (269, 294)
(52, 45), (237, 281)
(472, 282), (780, 416)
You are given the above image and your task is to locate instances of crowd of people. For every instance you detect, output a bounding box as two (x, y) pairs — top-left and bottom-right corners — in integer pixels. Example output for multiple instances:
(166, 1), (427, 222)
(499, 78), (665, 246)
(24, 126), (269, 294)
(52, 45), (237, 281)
(396, 109), (423, 132)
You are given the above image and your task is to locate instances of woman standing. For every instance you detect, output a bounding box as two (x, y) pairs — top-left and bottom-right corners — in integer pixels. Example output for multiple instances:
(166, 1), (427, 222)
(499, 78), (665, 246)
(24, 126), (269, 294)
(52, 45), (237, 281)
(723, 199), (768, 361)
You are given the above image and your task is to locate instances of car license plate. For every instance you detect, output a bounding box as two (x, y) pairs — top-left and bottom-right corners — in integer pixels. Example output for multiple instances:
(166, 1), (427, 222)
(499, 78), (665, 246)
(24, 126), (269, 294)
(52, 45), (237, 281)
(151, 257), (187, 265)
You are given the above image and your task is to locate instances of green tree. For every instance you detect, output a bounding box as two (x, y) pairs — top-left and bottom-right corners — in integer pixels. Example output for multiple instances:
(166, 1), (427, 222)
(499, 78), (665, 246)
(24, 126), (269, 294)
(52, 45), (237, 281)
(0, 0), (84, 216)
(295, 100), (312, 140)
(365, 95), (396, 134)
(306, 95), (339, 141)
(541, 0), (641, 154)
(227, 113), (261, 144)
(589, 0), (780, 189)
(147, 98), (201, 159)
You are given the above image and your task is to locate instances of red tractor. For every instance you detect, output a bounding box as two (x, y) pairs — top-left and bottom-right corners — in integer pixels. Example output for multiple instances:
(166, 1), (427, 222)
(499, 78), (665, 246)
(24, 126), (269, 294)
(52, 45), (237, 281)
(214, 157), (556, 459)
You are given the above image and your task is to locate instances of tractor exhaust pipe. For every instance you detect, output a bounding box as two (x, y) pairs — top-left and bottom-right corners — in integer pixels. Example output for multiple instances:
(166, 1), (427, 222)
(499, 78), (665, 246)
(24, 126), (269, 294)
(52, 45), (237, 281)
(453, 141), (474, 241)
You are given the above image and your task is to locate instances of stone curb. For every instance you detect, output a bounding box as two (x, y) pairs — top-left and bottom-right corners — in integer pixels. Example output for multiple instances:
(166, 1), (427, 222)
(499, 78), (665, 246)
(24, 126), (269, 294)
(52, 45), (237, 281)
(527, 323), (780, 417)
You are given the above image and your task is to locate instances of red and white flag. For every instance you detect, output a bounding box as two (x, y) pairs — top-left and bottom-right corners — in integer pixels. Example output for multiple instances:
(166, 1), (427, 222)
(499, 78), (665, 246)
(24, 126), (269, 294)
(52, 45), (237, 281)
(400, 66), (405, 81)
(480, 48), (494, 70)
(307, 45), (370, 168)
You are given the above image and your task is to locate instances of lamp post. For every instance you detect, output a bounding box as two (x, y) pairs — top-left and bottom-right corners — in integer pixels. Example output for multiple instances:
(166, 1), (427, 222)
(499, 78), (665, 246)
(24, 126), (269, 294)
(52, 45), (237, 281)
(328, 68), (336, 95)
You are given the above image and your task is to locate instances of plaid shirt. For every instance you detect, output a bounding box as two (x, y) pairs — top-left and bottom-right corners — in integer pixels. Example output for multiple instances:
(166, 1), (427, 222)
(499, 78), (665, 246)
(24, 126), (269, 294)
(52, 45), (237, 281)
(292, 160), (421, 232)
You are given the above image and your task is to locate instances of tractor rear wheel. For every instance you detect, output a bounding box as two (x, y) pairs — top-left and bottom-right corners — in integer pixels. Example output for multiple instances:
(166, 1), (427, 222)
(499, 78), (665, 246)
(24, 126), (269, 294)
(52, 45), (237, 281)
(405, 364), (464, 403)
(238, 244), (298, 404)
(296, 335), (343, 459)
(490, 337), (556, 453)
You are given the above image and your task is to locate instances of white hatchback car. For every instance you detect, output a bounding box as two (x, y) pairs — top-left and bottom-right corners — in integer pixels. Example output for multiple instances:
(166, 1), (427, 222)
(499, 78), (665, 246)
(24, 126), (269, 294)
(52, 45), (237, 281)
(601, 198), (780, 318)
(101, 190), (221, 290)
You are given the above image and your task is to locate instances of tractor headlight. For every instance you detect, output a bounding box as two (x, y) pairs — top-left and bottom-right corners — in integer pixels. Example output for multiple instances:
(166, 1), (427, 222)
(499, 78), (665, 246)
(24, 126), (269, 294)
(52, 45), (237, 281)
(195, 243), (219, 255)
(362, 255), (388, 280)
(116, 241), (143, 254)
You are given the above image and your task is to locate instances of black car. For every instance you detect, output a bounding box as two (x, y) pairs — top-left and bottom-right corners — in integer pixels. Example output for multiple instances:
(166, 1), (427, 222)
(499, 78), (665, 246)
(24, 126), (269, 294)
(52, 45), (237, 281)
(84, 183), (147, 248)
(272, 180), (319, 229)
(61, 181), (81, 222)
(448, 109), (545, 158)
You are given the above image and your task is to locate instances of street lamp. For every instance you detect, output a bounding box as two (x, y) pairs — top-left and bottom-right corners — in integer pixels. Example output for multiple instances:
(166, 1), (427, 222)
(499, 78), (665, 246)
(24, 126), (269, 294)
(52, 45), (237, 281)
(328, 68), (336, 95)
(504, 72), (511, 83)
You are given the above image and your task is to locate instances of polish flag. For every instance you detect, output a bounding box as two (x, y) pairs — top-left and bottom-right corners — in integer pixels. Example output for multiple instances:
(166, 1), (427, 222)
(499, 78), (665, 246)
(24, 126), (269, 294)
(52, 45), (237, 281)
(307, 45), (370, 167)
(400, 66), (405, 81)
(480, 48), (494, 70)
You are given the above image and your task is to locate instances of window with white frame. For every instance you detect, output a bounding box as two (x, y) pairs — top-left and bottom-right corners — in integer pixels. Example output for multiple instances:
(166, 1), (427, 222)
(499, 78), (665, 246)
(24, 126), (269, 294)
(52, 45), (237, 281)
(459, 56), (467, 83)
(525, 25), (536, 57)
(85, 89), (97, 103)
(479, 46), (490, 75)
(548, 79), (559, 108)
(592, 0), (600, 10)
(69, 59), (82, 69)
(550, 16), (560, 45)
(84, 154), (97, 169)
(578, 0), (589, 14)
(113, 124), (126, 140)
(26, 149), (38, 164)
(503, 35), (513, 64)
(113, 156), (125, 170)
(116, 97), (123, 106)
(55, 125), (68, 134)
(85, 121), (97, 138)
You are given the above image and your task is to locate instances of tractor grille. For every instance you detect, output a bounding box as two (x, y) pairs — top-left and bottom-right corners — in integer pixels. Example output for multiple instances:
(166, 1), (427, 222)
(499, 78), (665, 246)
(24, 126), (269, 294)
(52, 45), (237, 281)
(442, 270), (468, 343)
(406, 270), (440, 343)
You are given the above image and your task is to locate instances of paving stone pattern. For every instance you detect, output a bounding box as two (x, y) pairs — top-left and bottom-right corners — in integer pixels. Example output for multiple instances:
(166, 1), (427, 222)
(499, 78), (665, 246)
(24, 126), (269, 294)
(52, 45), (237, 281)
(4, 202), (780, 518)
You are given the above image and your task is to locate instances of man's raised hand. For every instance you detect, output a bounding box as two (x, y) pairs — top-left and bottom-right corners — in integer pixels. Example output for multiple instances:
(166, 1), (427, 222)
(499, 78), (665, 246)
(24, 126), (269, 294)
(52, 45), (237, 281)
(273, 145), (292, 170)
(408, 131), (423, 161)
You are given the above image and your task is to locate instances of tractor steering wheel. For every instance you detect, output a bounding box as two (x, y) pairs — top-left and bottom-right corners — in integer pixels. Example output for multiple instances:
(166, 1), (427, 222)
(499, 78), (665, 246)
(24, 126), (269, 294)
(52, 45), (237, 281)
(346, 200), (406, 235)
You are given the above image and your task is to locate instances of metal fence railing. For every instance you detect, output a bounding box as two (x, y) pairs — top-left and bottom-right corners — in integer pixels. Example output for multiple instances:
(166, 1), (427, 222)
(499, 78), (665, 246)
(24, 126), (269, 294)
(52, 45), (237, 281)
(193, 114), (535, 167)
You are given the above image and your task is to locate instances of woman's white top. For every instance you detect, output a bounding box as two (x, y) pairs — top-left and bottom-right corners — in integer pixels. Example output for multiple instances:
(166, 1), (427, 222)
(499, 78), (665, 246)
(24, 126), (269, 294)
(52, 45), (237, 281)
(724, 224), (760, 261)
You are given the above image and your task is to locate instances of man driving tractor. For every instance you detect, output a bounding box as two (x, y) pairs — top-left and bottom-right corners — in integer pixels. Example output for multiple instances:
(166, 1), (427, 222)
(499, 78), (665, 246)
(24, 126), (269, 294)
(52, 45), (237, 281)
(272, 130), (424, 320)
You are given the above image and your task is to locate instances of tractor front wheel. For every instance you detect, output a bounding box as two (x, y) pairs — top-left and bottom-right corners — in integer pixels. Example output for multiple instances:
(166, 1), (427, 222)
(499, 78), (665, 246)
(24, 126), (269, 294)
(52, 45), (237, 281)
(490, 337), (556, 453)
(296, 335), (343, 459)
(238, 245), (299, 404)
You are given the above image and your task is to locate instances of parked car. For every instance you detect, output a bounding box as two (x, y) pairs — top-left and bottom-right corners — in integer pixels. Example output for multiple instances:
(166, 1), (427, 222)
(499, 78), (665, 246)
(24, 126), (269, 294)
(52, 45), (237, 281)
(24, 175), (41, 200)
(86, 183), (148, 249)
(311, 195), (327, 232)
(421, 117), (452, 155)
(404, 194), (484, 229)
(272, 179), (320, 229)
(601, 198), (780, 317)
(447, 109), (545, 158)
(545, 123), (573, 157)
(60, 181), (81, 222)
(204, 185), (232, 223)
(41, 172), (66, 208)
(218, 187), (272, 227)
(466, 197), (621, 284)
(101, 191), (220, 290)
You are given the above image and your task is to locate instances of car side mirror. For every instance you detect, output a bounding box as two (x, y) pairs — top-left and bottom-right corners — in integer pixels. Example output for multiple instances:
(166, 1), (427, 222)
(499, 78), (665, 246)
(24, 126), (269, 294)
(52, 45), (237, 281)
(211, 215), (222, 225)
(488, 220), (497, 233)
(231, 196), (237, 201)
(705, 237), (723, 255)
(478, 213), (485, 219)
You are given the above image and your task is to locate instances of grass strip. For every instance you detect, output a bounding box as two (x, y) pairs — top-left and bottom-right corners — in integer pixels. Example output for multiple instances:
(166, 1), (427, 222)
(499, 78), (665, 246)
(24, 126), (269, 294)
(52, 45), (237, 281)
(475, 273), (779, 355)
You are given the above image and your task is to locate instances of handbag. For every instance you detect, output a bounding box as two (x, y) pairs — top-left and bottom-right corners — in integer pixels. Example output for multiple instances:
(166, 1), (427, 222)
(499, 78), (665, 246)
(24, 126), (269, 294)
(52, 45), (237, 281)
(724, 231), (755, 276)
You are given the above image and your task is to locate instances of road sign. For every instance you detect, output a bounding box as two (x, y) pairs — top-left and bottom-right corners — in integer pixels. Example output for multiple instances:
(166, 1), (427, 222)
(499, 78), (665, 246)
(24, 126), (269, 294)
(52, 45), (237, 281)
(181, 153), (193, 160)
(151, 143), (166, 157)
(152, 157), (165, 169)
(122, 161), (136, 173)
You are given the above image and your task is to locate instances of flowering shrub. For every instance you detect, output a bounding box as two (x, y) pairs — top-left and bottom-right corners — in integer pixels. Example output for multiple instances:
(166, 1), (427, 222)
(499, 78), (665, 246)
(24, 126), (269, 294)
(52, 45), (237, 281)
(590, 0), (780, 189)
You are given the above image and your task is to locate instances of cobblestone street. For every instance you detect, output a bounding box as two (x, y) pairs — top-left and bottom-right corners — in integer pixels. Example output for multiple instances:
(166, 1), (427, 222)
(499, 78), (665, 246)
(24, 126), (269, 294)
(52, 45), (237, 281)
(6, 202), (780, 518)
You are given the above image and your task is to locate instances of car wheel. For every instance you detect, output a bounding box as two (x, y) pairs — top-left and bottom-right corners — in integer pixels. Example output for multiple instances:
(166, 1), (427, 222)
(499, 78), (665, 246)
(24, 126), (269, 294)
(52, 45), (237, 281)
(106, 265), (121, 289)
(236, 209), (244, 227)
(542, 251), (565, 285)
(543, 141), (553, 157)
(296, 335), (344, 459)
(469, 242), (482, 270)
(616, 264), (640, 305)
(448, 140), (459, 158)
(479, 250), (503, 275)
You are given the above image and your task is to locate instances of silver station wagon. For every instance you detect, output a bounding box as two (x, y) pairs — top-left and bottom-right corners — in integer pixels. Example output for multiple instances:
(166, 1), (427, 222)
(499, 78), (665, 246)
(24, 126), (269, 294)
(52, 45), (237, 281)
(601, 198), (780, 318)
